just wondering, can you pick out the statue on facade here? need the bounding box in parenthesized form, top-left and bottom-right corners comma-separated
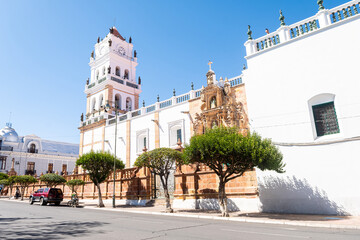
(134, 50, 137, 58)
(108, 39, 112, 47)
(97, 37, 100, 43)
(279, 10, 286, 26)
(138, 76, 141, 85)
(81, 113, 84, 122)
(86, 78, 89, 85)
(129, 36, 132, 43)
(91, 51, 94, 58)
(108, 66, 111, 74)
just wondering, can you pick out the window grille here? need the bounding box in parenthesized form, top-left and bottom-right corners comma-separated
(312, 102, 340, 137)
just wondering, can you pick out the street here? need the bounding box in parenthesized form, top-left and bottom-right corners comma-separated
(1, 200, 360, 240)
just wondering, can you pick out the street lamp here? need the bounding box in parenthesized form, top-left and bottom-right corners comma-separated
(105, 101, 118, 208)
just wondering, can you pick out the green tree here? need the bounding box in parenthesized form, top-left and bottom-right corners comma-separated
(66, 179, 85, 195)
(0, 172, 9, 180)
(0, 176, 16, 198)
(14, 175, 37, 201)
(183, 127, 285, 217)
(135, 148, 184, 213)
(39, 173, 66, 188)
(76, 151, 125, 207)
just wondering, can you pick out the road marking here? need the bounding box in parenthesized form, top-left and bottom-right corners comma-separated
(221, 229, 310, 239)
(130, 218, 164, 224)
(281, 227, 297, 231)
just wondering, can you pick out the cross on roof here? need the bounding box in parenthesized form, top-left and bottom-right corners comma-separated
(208, 60, 213, 70)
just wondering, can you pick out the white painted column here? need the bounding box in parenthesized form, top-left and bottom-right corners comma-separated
(316, 10, 331, 28)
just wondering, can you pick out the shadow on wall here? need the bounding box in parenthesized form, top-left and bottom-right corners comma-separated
(196, 188, 240, 212)
(258, 176, 349, 216)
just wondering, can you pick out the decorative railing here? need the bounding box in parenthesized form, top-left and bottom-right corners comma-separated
(98, 77, 106, 84)
(289, 16, 320, 39)
(246, 1, 360, 56)
(0, 146, 13, 151)
(330, 1, 359, 23)
(146, 105, 156, 113)
(176, 94, 190, 103)
(111, 76, 124, 84)
(195, 90, 201, 98)
(87, 82, 95, 89)
(255, 32, 281, 52)
(229, 76, 242, 87)
(119, 115, 127, 121)
(131, 110, 141, 117)
(160, 99, 172, 109)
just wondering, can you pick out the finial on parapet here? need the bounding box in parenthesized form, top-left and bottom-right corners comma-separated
(191, 82, 194, 90)
(317, 0, 325, 10)
(91, 51, 94, 58)
(208, 60, 213, 71)
(173, 89, 176, 96)
(142, 100, 145, 107)
(247, 25, 253, 40)
(279, 10, 286, 26)
(97, 37, 100, 43)
(243, 64, 247, 70)
(129, 36, 132, 43)
(157, 95, 160, 102)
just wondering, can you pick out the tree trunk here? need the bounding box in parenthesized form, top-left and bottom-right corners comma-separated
(9, 186, 13, 199)
(160, 175, 173, 213)
(96, 183, 105, 207)
(218, 179, 229, 217)
(20, 186, 25, 201)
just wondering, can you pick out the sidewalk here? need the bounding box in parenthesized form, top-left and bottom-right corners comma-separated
(2, 197, 360, 230)
(78, 199, 360, 230)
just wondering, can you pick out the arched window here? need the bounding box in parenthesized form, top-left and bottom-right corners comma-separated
(124, 69, 129, 80)
(136, 129, 149, 153)
(210, 96, 217, 109)
(96, 70, 99, 80)
(115, 94, 121, 109)
(99, 94, 104, 109)
(168, 120, 184, 147)
(126, 97, 132, 111)
(29, 143, 36, 153)
(102, 67, 106, 76)
(92, 98, 96, 112)
(115, 67, 120, 77)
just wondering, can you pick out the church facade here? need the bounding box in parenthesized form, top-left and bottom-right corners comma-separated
(78, 27, 258, 211)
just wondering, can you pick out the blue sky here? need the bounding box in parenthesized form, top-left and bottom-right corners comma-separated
(0, 0, 344, 144)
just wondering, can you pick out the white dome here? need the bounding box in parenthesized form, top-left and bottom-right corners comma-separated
(0, 126, 19, 142)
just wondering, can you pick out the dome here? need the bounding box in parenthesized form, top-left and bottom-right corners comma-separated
(0, 125, 19, 142)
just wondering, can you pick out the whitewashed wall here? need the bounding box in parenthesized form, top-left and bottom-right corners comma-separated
(244, 13, 360, 215)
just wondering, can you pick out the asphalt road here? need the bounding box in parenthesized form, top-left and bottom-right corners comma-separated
(1, 200, 360, 240)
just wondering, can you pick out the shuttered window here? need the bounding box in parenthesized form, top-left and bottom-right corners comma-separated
(312, 102, 340, 137)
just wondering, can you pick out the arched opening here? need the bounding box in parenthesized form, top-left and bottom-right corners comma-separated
(92, 98, 97, 112)
(99, 95, 104, 109)
(115, 67, 120, 76)
(210, 96, 217, 109)
(29, 143, 36, 153)
(103, 67, 106, 76)
(126, 97, 132, 111)
(124, 69, 129, 80)
(96, 70, 99, 80)
(115, 94, 121, 109)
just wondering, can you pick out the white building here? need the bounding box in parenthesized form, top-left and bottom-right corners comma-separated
(243, 0, 360, 215)
(0, 123, 79, 176)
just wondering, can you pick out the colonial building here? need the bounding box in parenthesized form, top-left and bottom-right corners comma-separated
(243, 0, 360, 215)
(0, 123, 78, 176)
(78, 27, 258, 211)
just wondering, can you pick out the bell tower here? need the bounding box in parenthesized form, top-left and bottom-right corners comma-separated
(85, 26, 142, 118)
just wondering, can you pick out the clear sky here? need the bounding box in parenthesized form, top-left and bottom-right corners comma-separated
(0, 0, 344, 144)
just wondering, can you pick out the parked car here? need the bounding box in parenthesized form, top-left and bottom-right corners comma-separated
(29, 188, 63, 206)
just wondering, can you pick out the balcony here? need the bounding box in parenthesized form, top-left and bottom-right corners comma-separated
(27, 149, 38, 153)
(25, 170, 36, 175)
(0, 146, 13, 151)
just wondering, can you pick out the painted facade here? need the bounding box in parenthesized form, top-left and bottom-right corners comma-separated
(0, 123, 78, 176)
(243, 0, 360, 215)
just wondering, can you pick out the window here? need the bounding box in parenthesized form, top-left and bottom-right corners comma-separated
(312, 102, 340, 137)
(0, 156, 6, 170)
(96, 70, 99, 80)
(126, 97, 132, 111)
(92, 98, 97, 111)
(102, 67, 106, 76)
(115, 67, 120, 76)
(48, 163, 53, 173)
(28, 143, 37, 153)
(99, 95, 104, 109)
(136, 129, 149, 153)
(168, 120, 184, 146)
(62, 164, 67, 175)
(124, 69, 129, 80)
(115, 94, 121, 109)
(26, 162, 35, 175)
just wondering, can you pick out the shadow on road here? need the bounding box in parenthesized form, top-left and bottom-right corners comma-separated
(0, 217, 108, 240)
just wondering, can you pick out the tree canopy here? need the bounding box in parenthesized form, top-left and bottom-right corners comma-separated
(39, 173, 66, 188)
(14, 175, 37, 200)
(135, 148, 184, 212)
(66, 179, 85, 194)
(183, 127, 284, 216)
(0, 173, 9, 180)
(76, 151, 125, 207)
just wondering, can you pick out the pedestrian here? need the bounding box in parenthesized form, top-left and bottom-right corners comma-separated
(15, 187, 20, 199)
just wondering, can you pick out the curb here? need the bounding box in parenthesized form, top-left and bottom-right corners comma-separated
(2, 199, 359, 230)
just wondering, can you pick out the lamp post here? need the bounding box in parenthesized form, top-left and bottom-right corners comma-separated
(105, 102, 118, 208)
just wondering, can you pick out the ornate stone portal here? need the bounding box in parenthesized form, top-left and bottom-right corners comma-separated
(193, 64, 249, 136)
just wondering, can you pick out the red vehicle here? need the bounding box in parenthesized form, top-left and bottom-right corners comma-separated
(29, 188, 63, 206)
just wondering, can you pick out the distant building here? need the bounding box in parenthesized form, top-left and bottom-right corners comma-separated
(0, 123, 79, 176)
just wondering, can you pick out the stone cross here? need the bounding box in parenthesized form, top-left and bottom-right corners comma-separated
(208, 60, 213, 70)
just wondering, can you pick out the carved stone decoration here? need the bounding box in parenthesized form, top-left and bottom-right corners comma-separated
(193, 72, 249, 136)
